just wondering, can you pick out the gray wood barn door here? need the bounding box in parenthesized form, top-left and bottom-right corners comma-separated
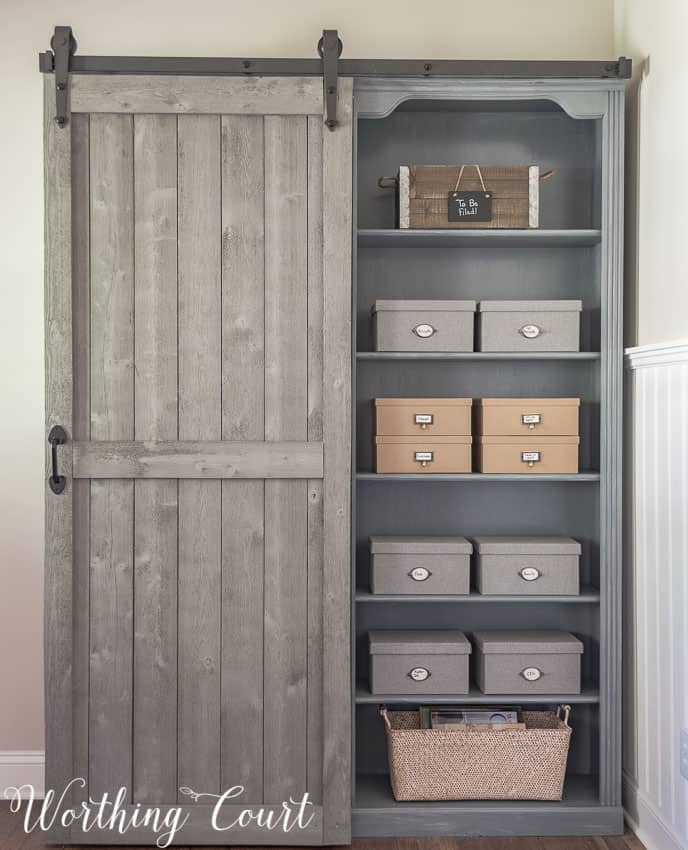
(44, 75, 352, 845)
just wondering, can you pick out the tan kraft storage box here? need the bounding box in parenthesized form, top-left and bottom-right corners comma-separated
(376, 435, 472, 473)
(476, 397, 580, 437)
(476, 435, 580, 474)
(376, 397, 472, 437)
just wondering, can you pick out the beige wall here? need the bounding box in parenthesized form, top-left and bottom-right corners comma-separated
(0, 0, 614, 751)
(615, 0, 688, 347)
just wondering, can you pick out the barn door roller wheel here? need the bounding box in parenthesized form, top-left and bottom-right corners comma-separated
(49, 26, 77, 127)
(318, 30, 343, 130)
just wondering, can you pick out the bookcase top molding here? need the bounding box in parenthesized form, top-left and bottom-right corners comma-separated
(355, 78, 623, 120)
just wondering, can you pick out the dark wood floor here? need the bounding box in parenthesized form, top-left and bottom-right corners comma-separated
(0, 804, 645, 850)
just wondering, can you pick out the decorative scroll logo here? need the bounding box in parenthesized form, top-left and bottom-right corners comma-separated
(3, 781, 316, 849)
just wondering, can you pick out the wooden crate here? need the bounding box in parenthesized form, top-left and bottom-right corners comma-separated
(395, 164, 540, 229)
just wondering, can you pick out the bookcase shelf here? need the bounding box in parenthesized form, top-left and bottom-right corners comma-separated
(355, 682, 600, 705)
(356, 471, 601, 482)
(355, 587, 600, 604)
(357, 351, 601, 361)
(358, 228, 602, 247)
(352, 773, 622, 837)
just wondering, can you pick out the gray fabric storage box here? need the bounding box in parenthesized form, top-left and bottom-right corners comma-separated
(477, 300, 582, 352)
(473, 630, 583, 695)
(474, 536, 581, 596)
(373, 300, 476, 352)
(369, 630, 471, 695)
(370, 536, 472, 595)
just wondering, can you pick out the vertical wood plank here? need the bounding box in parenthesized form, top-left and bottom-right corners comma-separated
(322, 79, 353, 843)
(263, 115, 309, 803)
(132, 114, 178, 804)
(43, 78, 73, 841)
(220, 115, 265, 801)
(89, 112, 135, 801)
(178, 114, 222, 799)
(71, 111, 90, 804)
(306, 114, 324, 804)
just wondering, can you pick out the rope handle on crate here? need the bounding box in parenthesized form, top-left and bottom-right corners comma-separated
(557, 704, 572, 727)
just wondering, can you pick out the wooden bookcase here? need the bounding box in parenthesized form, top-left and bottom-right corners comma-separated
(350, 78, 624, 836)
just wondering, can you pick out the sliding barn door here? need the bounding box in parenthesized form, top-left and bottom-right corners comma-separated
(44, 74, 351, 845)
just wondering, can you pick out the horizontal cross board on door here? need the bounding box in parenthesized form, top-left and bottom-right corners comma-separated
(72, 441, 324, 478)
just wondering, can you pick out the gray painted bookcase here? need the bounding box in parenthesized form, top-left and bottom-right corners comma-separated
(350, 77, 624, 836)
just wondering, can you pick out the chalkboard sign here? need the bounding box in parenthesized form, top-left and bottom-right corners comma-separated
(448, 190, 492, 222)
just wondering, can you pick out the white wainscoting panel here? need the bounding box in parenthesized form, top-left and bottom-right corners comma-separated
(624, 340, 688, 850)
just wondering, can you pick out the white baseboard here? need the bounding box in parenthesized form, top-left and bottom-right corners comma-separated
(0, 751, 45, 799)
(624, 773, 687, 850)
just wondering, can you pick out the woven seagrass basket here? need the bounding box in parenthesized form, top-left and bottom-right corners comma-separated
(381, 705, 572, 801)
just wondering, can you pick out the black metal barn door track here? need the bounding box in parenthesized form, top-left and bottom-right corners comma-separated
(39, 25, 631, 132)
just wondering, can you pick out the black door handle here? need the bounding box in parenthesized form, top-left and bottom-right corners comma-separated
(48, 425, 67, 494)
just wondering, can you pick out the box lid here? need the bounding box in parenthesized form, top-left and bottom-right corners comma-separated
(373, 299, 476, 314)
(369, 630, 472, 656)
(477, 300, 582, 313)
(370, 535, 473, 555)
(476, 397, 580, 408)
(376, 435, 473, 445)
(376, 397, 473, 408)
(473, 535, 581, 555)
(472, 630, 584, 655)
(478, 435, 579, 445)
